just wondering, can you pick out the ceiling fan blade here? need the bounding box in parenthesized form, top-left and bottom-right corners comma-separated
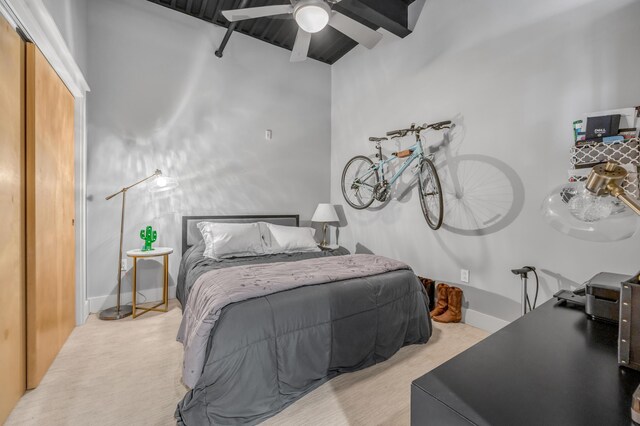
(328, 12, 383, 49)
(290, 28, 311, 62)
(221, 5, 294, 22)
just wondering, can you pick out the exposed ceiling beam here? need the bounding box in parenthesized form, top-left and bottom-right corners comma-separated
(335, 0, 412, 38)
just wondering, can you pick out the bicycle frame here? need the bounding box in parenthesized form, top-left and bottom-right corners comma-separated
(358, 138, 426, 188)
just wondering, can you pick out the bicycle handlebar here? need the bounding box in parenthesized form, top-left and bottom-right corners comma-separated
(386, 120, 452, 137)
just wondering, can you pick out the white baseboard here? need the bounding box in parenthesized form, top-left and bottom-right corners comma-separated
(82, 299, 90, 323)
(462, 308, 510, 333)
(88, 286, 177, 314)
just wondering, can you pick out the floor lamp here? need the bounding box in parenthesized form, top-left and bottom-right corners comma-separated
(99, 169, 178, 320)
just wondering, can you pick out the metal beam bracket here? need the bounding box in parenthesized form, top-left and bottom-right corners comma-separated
(215, 0, 250, 58)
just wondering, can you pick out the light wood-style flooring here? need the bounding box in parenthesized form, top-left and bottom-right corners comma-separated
(7, 300, 488, 425)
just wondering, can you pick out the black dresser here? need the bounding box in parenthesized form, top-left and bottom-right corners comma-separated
(411, 300, 640, 425)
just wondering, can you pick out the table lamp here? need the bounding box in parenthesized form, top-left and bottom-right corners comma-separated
(99, 169, 178, 320)
(312, 203, 339, 248)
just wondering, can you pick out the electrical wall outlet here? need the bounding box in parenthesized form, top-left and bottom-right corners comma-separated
(121, 259, 127, 271)
(460, 269, 470, 283)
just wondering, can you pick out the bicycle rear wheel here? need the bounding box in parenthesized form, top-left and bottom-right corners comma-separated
(418, 158, 444, 230)
(341, 155, 379, 210)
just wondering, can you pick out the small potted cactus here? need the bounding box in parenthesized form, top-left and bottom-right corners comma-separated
(140, 226, 157, 251)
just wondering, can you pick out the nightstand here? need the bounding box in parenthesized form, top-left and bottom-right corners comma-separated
(126, 247, 173, 319)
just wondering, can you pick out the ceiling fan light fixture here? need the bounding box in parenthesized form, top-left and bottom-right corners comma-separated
(294, 1, 331, 33)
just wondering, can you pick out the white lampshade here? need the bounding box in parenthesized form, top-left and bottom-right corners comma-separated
(148, 170, 179, 193)
(312, 203, 339, 223)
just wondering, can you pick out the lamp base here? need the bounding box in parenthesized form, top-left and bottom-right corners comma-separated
(99, 305, 133, 321)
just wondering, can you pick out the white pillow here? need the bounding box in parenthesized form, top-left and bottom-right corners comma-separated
(265, 223, 320, 254)
(197, 222, 265, 260)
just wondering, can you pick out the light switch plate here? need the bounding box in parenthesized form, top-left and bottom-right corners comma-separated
(461, 269, 469, 283)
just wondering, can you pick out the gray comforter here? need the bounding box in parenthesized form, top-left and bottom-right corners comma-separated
(178, 254, 413, 389)
(175, 244, 432, 425)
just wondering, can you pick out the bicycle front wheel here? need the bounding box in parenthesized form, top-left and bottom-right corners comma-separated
(418, 158, 444, 230)
(341, 155, 379, 210)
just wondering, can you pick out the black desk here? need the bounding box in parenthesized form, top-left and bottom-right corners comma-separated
(411, 300, 640, 425)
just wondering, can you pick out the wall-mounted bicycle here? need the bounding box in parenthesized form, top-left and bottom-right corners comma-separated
(341, 120, 451, 230)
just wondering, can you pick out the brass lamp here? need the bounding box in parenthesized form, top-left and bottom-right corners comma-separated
(584, 162, 640, 215)
(99, 169, 178, 320)
(542, 161, 640, 242)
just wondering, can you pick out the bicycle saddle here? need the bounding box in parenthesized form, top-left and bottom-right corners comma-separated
(369, 137, 388, 142)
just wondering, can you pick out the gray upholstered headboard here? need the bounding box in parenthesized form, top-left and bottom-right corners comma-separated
(181, 215, 300, 255)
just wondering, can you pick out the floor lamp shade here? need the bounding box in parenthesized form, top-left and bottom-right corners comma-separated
(541, 162, 640, 242)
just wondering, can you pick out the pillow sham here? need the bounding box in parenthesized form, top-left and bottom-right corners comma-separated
(197, 222, 265, 260)
(265, 223, 320, 254)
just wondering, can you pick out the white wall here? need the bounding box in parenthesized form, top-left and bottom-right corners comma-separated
(85, 0, 331, 310)
(331, 0, 640, 327)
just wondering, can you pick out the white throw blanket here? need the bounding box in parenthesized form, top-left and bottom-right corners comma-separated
(177, 254, 410, 388)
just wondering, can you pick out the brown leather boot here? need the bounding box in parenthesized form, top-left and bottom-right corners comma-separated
(418, 277, 435, 311)
(430, 283, 449, 317)
(433, 286, 463, 323)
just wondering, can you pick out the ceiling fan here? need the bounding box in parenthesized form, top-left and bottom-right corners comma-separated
(221, 0, 384, 62)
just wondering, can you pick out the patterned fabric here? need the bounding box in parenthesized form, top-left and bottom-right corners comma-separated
(177, 254, 410, 388)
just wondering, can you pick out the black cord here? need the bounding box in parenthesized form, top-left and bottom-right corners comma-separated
(531, 268, 539, 309)
(523, 266, 540, 311)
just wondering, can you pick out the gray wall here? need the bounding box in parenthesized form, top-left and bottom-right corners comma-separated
(85, 0, 331, 309)
(331, 0, 640, 326)
(41, 0, 88, 76)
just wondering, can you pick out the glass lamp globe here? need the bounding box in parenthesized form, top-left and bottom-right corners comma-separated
(294, 3, 330, 33)
(149, 172, 179, 193)
(542, 181, 639, 242)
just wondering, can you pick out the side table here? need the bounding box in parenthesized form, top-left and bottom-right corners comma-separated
(126, 247, 173, 319)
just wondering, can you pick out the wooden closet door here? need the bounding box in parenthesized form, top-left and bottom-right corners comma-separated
(0, 15, 26, 424)
(26, 42, 75, 389)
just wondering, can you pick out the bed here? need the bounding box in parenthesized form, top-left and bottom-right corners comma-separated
(175, 215, 432, 425)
